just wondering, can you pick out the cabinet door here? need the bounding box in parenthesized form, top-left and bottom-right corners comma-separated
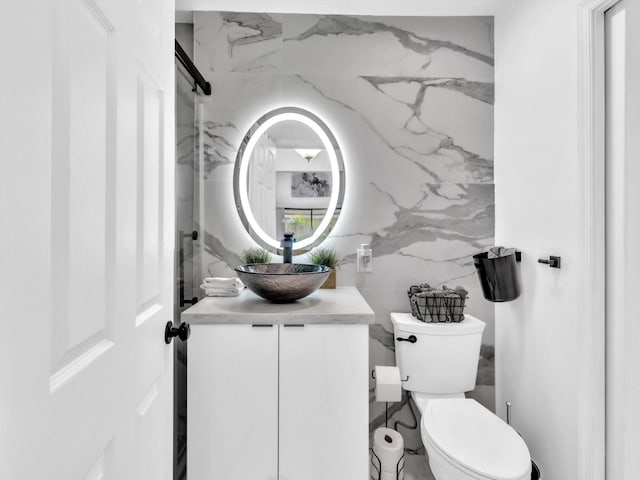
(188, 324, 278, 480)
(279, 324, 369, 480)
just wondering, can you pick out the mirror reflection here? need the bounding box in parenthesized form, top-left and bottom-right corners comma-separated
(234, 108, 344, 252)
(247, 120, 338, 243)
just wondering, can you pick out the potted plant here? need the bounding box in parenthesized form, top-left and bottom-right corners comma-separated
(241, 247, 272, 264)
(308, 247, 340, 289)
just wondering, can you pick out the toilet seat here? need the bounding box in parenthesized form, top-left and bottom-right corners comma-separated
(421, 399, 531, 480)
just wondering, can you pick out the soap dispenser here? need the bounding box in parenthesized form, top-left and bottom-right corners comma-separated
(357, 244, 372, 272)
(281, 233, 295, 264)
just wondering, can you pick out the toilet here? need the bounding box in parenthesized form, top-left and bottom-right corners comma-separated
(391, 312, 531, 480)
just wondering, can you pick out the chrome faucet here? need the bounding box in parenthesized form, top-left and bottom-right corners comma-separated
(281, 233, 295, 263)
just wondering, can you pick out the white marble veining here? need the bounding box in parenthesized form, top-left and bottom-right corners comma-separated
(197, 73, 282, 179)
(282, 73, 493, 183)
(182, 286, 375, 325)
(282, 15, 493, 79)
(191, 15, 495, 479)
(195, 12, 283, 74)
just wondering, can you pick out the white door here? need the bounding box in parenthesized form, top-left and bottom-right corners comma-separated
(248, 134, 277, 238)
(0, 0, 175, 479)
(605, 1, 640, 479)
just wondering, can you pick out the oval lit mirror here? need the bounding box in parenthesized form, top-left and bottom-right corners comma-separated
(233, 107, 345, 253)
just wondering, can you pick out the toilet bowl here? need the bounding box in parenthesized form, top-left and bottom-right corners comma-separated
(419, 398, 531, 480)
(391, 312, 531, 480)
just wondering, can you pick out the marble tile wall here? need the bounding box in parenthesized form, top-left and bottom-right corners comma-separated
(191, 13, 494, 472)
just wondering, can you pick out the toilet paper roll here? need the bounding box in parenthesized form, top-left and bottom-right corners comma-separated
(374, 366, 402, 403)
(373, 427, 404, 478)
(380, 471, 399, 480)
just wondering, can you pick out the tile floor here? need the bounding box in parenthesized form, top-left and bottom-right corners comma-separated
(403, 450, 434, 480)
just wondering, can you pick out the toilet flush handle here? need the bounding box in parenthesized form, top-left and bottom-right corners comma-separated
(396, 335, 417, 343)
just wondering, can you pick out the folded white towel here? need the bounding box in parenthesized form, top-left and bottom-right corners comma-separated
(201, 287, 243, 297)
(200, 282, 244, 296)
(200, 284, 242, 293)
(203, 277, 244, 288)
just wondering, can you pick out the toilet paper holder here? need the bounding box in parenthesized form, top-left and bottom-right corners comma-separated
(372, 367, 407, 429)
(370, 447, 405, 480)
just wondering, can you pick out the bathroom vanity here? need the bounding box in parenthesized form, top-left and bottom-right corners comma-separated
(182, 286, 374, 480)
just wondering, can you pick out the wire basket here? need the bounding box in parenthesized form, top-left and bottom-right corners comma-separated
(407, 284, 468, 323)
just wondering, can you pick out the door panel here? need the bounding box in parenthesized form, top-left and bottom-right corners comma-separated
(0, 0, 175, 478)
(188, 324, 279, 480)
(49, 0, 115, 393)
(135, 375, 171, 480)
(136, 64, 164, 318)
(279, 324, 369, 480)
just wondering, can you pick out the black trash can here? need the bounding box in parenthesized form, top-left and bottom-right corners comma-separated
(473, 250, 520, 302)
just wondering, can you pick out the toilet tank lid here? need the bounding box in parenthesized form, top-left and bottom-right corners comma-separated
(422, 399, 531, 480)
(390, 312, 485, 335)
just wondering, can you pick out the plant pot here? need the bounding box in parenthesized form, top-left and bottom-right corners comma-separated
(320, 269, 336, 289)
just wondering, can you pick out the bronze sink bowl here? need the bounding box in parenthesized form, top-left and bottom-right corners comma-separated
(235, 263, 331, 303)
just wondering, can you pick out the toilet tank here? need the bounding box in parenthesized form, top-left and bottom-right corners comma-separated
(391, 312, 485, 395)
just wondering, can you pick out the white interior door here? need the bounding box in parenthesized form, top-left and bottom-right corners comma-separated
(605, 1, 640, 479)
(0, 1, 175, 479)
(248, 134, 277, 238)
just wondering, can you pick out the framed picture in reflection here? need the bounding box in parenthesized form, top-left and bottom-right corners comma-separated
(291, 171, 332, 198)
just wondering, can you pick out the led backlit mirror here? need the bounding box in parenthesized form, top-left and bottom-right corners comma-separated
(233, 107, 345, 253)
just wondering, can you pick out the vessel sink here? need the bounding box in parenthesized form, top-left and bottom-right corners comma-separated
(235, 263, 331, 303)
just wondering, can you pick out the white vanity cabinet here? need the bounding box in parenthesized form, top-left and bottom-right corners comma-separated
(188, 323, 368, 480)
(183, 287, 374, 480)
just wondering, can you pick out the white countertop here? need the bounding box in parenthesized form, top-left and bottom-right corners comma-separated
(181, 286, 375, 325)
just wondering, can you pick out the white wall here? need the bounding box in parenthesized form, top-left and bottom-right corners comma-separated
(176, 23, 194, 57)
(177, 0, 502, 16)
(274, 149, 331, 171)
(494, 1, 584, 478)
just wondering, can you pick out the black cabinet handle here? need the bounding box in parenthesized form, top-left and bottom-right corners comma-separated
(396, 335, 417, 344)
(165, 321, 191, 344)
